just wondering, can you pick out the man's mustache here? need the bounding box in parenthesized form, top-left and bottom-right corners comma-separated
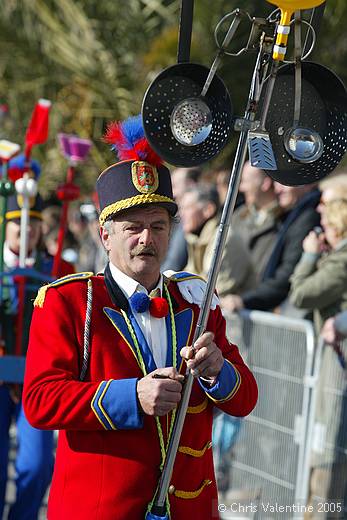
(131, 245, 157, 257)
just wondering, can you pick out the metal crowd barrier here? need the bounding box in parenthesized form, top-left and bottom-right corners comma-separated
(218, 310, 316, 519)
(302, 336, 347, 519)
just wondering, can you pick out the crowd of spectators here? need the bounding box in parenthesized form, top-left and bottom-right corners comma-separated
(41, 199, 107, 274)
(160, 163, 346, 325)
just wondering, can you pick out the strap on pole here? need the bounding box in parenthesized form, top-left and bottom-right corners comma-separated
(302, 2, 326, 58)
(177, 0, 194, 63)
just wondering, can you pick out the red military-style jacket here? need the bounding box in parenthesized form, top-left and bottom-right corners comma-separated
(23, 272, 258, 520)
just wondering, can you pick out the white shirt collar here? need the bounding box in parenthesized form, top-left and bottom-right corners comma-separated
(4, 243, 19, 269)
(3, 243, 36, 269)
(109, 261, 163, 299)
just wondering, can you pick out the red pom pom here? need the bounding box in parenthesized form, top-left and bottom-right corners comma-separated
(149, 297, 169, 318)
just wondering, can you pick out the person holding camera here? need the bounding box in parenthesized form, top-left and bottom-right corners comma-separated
(289, 197, 347, 517)
(289, 198, 347, 330)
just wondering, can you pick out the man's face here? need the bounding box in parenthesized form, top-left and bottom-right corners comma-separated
(6, 219, 42, 254)
(317, 188, 337, 228)
(171, 168, 189, 200)
(179, 191, 206, 234)
(239, 163, 264, 206)
(274, 183, 304, 211)
(101, 205, 171, 288)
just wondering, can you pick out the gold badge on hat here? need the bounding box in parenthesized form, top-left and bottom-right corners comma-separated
(131, 161, 159, 194)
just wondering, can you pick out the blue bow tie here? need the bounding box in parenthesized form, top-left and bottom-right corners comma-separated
(129, 289, 168, 318)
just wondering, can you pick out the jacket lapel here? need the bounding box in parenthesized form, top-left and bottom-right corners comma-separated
(173, 308, 194, 372)
(103, 307, 149, 373)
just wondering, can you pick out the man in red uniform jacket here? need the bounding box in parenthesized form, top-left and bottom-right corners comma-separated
(23, 115, 258, 520)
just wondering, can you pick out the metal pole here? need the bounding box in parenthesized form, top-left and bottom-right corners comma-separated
(18, 174, 30, 268)
(150, 44, 262, 516)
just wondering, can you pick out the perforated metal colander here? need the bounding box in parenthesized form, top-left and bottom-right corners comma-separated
(142, 63, 233, 167)
(170, 97, 213, 146)
(262, 62, 347, 186)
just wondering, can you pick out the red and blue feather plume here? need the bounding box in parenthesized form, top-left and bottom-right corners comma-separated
(104, 114, 163, 167)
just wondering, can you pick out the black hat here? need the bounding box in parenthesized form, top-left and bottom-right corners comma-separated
(6, 192, 43, 222)
(97, 114, 177, 226)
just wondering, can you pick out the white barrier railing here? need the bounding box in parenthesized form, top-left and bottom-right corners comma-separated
(219, 310, 316, 519)
(302, 335, 347, 519)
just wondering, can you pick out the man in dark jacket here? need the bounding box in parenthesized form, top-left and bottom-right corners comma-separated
(231, 161, 282, 282)
(221, 183, 321, 312)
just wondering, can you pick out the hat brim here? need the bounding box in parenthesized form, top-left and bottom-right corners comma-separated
(99, 194, 177, 225)
(6, 210, 42, 221)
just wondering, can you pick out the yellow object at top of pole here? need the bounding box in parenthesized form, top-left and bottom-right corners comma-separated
(267, 0, 325, 60)
(268, 0, 325, 25)
(267, 0, 325, 11)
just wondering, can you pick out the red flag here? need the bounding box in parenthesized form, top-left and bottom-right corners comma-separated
(25, 99, 51, 158)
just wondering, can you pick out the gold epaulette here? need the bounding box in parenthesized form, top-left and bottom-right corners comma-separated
(34, 272, 94, 308)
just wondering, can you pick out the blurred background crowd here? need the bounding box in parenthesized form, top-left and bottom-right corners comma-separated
(1, 0, 347, 518)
